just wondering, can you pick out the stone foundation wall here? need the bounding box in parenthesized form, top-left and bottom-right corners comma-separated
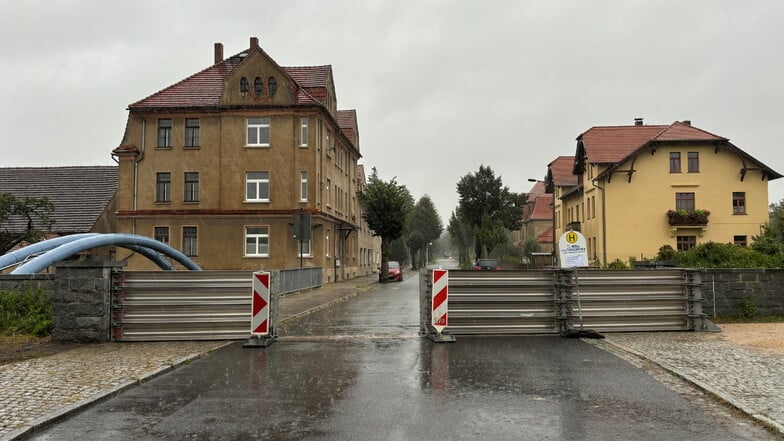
(702, 269, 784, 317)
(51, 261, 123, 342)
(0, 274, 54, 294)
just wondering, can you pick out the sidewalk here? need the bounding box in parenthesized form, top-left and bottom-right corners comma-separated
(595, 332, 784, 437)
(0, 273, 378, 440)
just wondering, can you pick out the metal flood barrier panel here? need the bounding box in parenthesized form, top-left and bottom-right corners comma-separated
(421, 269, 701, 336)
(565, 269, 689, 332)
(112, 271, 255, 341)
(422, 270, 560, 335)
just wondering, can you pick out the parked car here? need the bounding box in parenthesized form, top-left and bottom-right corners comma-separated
(474, 259, 502, 270)
(388, 261, 403, 281)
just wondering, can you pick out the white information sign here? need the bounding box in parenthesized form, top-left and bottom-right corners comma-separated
(558, 230, 589, 268)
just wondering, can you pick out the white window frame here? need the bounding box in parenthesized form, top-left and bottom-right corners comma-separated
(325, 178, 331, 207)
(300, 171, 308, 202)
(300, 117, 309, 147)
(154, 226, 169, 245)
(156, 172, 171, 203)
(297, 240, 312, 257)
(245, 226, 269, 257)
(246, 117, 270, 147)
(245, 171, 270, 202)
(185, 118, 200, 148)
(184, 172, 199, 203)
(157, 118, 172, 148)
(182, 226, 198, 257)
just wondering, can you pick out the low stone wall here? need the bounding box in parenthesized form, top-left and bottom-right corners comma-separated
(0, 274, 55, 294)
(702, 269, 784, 317)
(52, 261, 123, 342)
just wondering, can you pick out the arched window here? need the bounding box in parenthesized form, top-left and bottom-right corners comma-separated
(268, 77, 277, 97)
(254, 77, 263, 96)
(240, 77, 249, 95)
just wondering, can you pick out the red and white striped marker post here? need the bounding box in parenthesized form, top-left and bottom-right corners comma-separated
(245, 271, 276, 347)
(432, 269, 449, 333)
(251, 272, 270, 335)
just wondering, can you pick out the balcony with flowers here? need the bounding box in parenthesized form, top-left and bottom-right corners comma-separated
(667, 209, 710, 236)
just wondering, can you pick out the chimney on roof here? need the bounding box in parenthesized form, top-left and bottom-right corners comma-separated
(214, 43, 223, 64)
(682, 120, 691, 126)
(250, 37, 259, 49)
(634, 117, 644, 126)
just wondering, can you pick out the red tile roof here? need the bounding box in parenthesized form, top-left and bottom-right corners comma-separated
(548, 156, 577, 187)
(130, 52, 329, 109)
(130, 57, 244, 109)
(530, 194, 554, 220)
(578, 121, 727, 164)
(337, 110, 358, 144)
(526, 181, 546, 198)
(538, 226, 553, 243)
(584, 121, 782, 181)
(284, 65, 332, 88)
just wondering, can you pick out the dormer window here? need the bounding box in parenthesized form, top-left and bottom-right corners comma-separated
(254, 77, 263, 96)
(268, 77, 277, 97)
(240, 77, 249, 96)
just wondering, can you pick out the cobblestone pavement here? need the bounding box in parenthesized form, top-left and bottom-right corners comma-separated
(594, 332, 784, 436)
(0, 341, 229, 440)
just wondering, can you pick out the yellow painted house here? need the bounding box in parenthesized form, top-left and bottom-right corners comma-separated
(549, 119, 782, 265)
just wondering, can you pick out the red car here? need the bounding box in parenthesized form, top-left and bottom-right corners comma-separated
(387, 261, 403, 281)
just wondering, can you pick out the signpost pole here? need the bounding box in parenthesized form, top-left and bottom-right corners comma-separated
(558, 230, 603, 339)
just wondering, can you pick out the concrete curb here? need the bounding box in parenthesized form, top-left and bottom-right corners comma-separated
(3, 341, 234, 441)
(601, 340, 784, 437)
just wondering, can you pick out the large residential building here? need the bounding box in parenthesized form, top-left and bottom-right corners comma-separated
(112, 37, 379, 282)
(547, 119, 781, 265)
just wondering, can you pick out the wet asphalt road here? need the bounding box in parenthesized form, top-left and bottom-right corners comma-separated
(27, 264, 775, 440)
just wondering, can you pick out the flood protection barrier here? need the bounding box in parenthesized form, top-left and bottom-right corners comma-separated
(420, 268, 715, 337)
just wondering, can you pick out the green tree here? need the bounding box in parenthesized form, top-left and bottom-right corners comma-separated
(522, 237, 541, 263)
(447, 210, 474, 268)
(0, 193, 55, 255)
(406, 195, 443, 269)
(456, 165, 526, 258)
(357, 168, 412, 282)
(389, 237, 409, 264)
(752, 200, 784, 262)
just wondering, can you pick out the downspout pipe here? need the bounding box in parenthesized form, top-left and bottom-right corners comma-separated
(132, 118, 146, 235)
(592, 178, 607, 266)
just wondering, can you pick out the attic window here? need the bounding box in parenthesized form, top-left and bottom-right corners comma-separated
(268, 77, 277, 97)
(240, 77, 249, 96)
(254, 77, 263, 96)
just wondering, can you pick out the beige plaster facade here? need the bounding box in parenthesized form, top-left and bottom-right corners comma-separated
(112, 38, 380, 282)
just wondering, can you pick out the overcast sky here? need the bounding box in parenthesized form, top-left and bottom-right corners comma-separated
(2, 1, 783, 222)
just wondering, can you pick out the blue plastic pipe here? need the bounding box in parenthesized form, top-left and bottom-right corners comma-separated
(11, 234, 200, 274)
(0, 233, 98, 270)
